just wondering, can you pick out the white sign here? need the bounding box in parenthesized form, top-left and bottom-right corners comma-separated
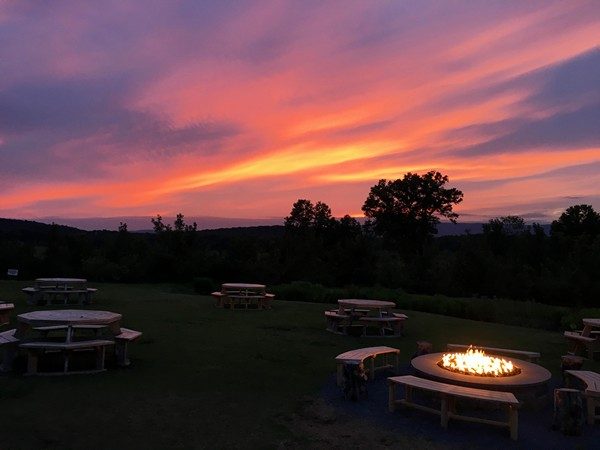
(7, 269, 18, 276)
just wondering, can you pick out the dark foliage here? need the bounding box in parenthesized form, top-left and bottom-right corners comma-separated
(1, 204, 598, 309)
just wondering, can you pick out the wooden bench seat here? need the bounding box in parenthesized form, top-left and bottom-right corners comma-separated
(564, 331, 600, 359)
(0, 302, 14, 325)
(20, 340, 114, 375)
(325, 310, 351, 334)
(115, 327, 142, 366)
(565, 370, 600, 425)
(335, 346, 399, 386)
(212, 291, 273, 310)
(359, 316, 404, 337)
(446, 344, 541, 362)
(388, 375, 519, 440)
(21, 287, 97, 305)
(261, 293, 275, 309)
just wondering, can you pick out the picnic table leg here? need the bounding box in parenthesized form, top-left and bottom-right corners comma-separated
(26, 350, 38, 375)
(336, 363, 344, 387)
(63, 350, 70, 373)
(587, 397, 597, 425)
(96, 346, 106, 371)
(388, 382, 396, 412)
(509, 405, 518, 440)
(440, 395, 449, 429)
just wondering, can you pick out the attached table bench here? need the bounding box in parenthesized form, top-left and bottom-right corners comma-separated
(20, 339, 114, 375)
(388, 375, 520, 441)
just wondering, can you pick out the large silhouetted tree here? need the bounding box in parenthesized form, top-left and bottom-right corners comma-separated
(362, 171, 463, 251)
(551, 204, 600, 236)
(284, 199, 315, 230)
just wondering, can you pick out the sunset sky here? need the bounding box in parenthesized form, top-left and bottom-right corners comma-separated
(1, 1, 599, 228)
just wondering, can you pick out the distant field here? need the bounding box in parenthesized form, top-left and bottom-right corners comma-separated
(0, 281, 597, 449)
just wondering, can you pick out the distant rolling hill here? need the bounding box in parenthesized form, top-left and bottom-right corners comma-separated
(0, 217, 550, 236)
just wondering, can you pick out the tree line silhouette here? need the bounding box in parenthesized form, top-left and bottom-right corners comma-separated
(1, 172, 598, 307)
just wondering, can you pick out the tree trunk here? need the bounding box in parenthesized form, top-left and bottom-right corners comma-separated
(552, 388, 584, 436)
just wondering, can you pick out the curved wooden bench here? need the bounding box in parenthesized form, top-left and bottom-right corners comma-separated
(565, 370, 600, 425)
(388, 375, 519, 440)
(335, 346, 399, 386)
(20, 340, 114, 375)
(446, 344, 540, 363)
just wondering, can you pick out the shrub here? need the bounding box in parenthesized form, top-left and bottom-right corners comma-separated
(193, 277, 216, 295)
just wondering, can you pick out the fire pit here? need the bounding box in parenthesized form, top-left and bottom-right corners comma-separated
(438, 347, 521, 377)
(412, 350, 551, 402)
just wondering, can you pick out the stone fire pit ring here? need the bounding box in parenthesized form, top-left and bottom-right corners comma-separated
(411, 352, 551, 401)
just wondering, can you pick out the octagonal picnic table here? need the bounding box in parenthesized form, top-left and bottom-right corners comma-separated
(214, 283, 273, 309)
(335, 299, 405, 337)
(17, 309, 122, 338)
(337, 299, 396, 317)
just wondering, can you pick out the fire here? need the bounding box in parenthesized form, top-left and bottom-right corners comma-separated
(438, 347, 521, 377)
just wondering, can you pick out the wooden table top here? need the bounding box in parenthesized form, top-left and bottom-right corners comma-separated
(18, 309, 121, 326)
(338, 299, 396, 309)
(583, 318, 600, 328)
(36, 278, 87, 283)
(222, 283, 266, 290)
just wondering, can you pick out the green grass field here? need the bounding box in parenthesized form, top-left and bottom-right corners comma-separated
(0, 281, 597, 449)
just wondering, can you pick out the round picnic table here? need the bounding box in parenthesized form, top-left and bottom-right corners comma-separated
(17, 309, 122, 337)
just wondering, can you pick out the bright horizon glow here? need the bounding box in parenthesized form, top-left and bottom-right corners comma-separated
(0, 1, 599, 227)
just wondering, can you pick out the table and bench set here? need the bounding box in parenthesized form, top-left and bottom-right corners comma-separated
(22, 278, 97, 306)
(0, 309, 142, 375)
(212, 283, 275, 310)
(0, 277, 142, 376)
(325, 299, 408, 337)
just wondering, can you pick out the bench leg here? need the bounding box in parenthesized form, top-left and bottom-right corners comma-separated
(369, 357, 375, 381)
(1, 344, 17, 372)
(587, 398, 596, 425)
(116, 341, 130, 367)
(96, 346, 107, 370)
(388, 383, 396, 412)
(509, 406, 518, 440)
(26, 350, 39, 375)
(63, 351, 70, 373)
(336, 363, 344, 387)
(440, 395, 449, 429)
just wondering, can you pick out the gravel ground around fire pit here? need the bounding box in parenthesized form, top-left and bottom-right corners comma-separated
(320, 363, 600, 449)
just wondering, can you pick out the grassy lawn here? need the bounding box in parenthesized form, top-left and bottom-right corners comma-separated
(0, 281, 597, 449)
